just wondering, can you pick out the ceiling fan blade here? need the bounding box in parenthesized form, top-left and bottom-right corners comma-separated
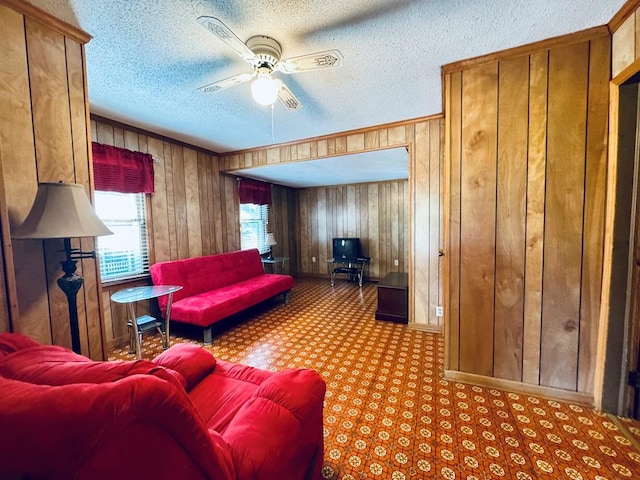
(197, 16, 258, 65)
(198, 72, 254, 93)
(278, 81, 302, 111)
(277, 50, 343, 74)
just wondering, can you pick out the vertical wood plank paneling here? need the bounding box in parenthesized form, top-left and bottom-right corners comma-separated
(429, 120, 442, 326)
(493, 55, 529, 381)
(223, 175, 239, 251)
(171, 145, 189, 259)
(66, 38, 103, 359)
(578, 36, 609, 393)
(163, 142, 177, 259)
(540, 42, 589, 391)
(522, 51, 548, 386)
(412, 123, 430, 324)
(310, 188, 318, 274)
(458, 63, 498, 376)
(297, 180, 408, 280)
(210, 154, 224, 254)
(220, 117, 443, 329)
(0, 142, 13, 333)
(447, 70, 462, 370)
(0, 5, 106, 356)
(318, 188, 327, 273)
(445, 34, 608, 397)
(90, 117, 235, 346)
(390, 182, 399, 268)
(101, 290, 113, 346)
(27, 19, 74, 183)
(197, 153, 211, 255)
(368, 184, 380, 279)
(148, 137, 170, 262)
(613, 14, 636, 77)
(0, 5, 47, 342)
(27, 18, 76, 349)
(183, 148, 202, 258)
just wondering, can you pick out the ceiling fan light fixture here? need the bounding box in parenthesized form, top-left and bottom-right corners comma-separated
(251, 72, 280, 106)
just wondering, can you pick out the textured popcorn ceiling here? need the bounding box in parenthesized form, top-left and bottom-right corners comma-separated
(27, 0, 623, 185)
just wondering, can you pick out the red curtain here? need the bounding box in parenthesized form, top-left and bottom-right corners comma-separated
(238, 178, 271, 205)
(92, 142, 154, 194)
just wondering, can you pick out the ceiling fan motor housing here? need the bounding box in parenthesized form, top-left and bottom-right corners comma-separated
(246, 35, 282, 69)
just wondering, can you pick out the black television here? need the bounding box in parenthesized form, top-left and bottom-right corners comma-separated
(332, 238, 361, 260)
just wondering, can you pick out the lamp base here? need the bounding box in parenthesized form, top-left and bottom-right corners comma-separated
(268, 248, 273, 260)
(57, 247, 84, 354)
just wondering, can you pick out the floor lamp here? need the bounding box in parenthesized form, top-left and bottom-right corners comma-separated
(12, 182, 112, 354)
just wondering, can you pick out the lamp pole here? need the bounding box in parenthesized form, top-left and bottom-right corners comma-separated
(56, 238, 84, 353)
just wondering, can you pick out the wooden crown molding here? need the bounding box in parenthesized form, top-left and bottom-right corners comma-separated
(0, 0, 91, 44)
(609, 0, 640, 34)
(90, 114, 221, 157)
(223, 113, 443, 157)
(442, 25, 609, 73)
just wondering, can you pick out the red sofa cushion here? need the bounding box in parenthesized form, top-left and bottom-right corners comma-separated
(0, 332, 325, 480)
(0, 338, 186, 392)
(170, 274, 294, 327)
(0, 374, 236, 479)
(188, 359, 326, 480)
(153, 342, 216, 390)
(150, 249, 267, 309)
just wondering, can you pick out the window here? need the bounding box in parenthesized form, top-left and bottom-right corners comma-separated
(240, 203, 269, 254)
(94, 191, 150, 282)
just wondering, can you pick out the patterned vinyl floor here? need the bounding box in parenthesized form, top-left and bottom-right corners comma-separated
(109, 277, 640, 479)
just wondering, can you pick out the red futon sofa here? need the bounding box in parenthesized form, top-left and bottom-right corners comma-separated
(151, 249, 294, 344)
(0, 332, 325, 480)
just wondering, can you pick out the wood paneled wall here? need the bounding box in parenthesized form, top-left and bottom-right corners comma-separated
(297, 180, 408, 280)
(0, 2, 105, 358)
(220, 117, 444, 330)
(92, 118, 238, 348)
(92, 117, 298, 348)
(444, 32, 610, 399)
(612, 0, 640, 77)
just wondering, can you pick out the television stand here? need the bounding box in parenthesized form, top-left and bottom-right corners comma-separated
(328, 257, 370, 287)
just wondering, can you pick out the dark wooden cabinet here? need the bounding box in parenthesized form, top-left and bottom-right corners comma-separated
(375, 272, 408, 324)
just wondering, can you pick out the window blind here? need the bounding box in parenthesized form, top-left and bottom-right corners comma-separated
(94, 191, 150, 281)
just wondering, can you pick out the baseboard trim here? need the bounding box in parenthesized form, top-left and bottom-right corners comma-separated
(444, 370, 594, 407)
(607, 414, 640, 453)
(408, 323, 442, 334)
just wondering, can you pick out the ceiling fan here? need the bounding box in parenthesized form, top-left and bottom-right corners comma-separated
(197, 16, 343, 110)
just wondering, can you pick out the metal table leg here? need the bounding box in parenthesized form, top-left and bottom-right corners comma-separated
(127, 301, 141, 359)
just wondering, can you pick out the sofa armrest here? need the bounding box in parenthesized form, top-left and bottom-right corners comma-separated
(0, 375, 235, 480)
(153, 343, 217, 391)
(223, 369, 326, 480)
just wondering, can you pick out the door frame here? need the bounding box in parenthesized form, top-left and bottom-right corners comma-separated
(596, 56, 640, 414)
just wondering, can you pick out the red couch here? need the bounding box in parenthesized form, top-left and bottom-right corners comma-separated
(150, 249, 294, 344)
(0, 333, 325, 480)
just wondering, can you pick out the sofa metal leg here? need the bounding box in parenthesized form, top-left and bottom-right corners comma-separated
(203, 327, 213, 345)
(284, 290, 290, 304)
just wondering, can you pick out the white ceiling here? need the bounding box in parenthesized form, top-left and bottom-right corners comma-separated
(28, 0, 624, 187)
(230, 147, 409, 188)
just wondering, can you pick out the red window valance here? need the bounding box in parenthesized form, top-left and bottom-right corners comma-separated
(92, 142, 154, 194)
(238, 178, 271, 205)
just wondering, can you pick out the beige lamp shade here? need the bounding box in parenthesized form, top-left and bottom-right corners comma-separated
(12, 182, 112, 239)
(265, 233, 277, 246)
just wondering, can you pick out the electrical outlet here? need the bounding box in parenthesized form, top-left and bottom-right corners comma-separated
(394, 259, 399, 266)
(312, 256, 316, 263)
(436, 306, 443, 317)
